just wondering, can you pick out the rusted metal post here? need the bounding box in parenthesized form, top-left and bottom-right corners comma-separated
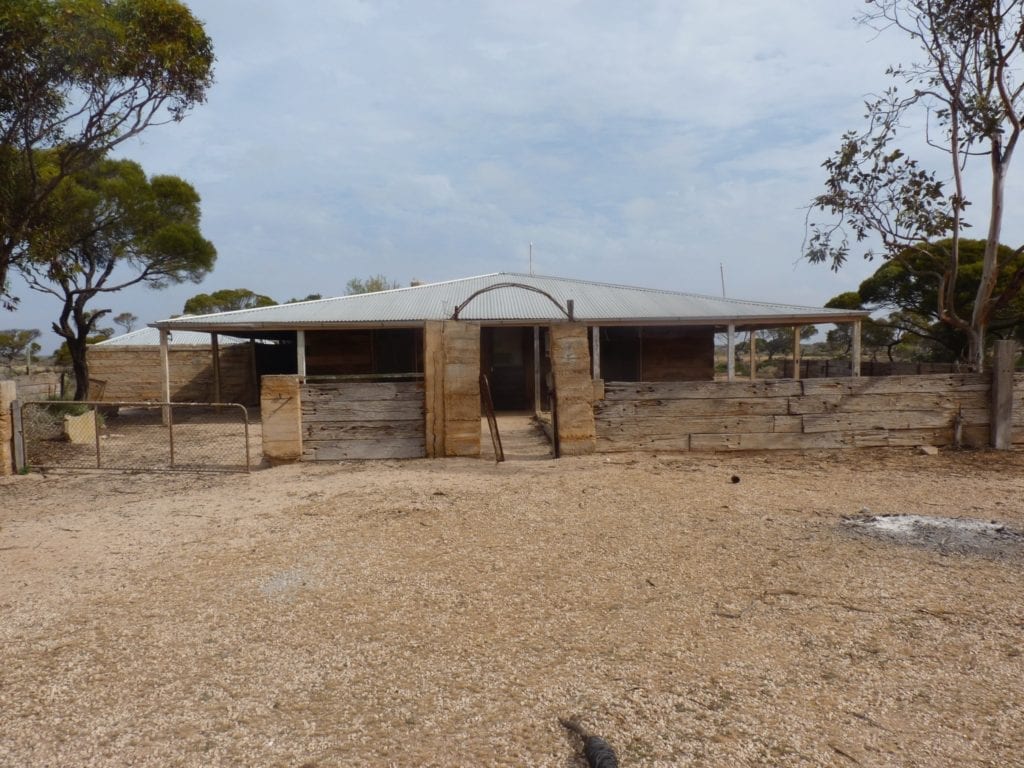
(241, 405, 251, 472)
(533, 326, 541, 414)
(93, 407, 101, 468)
(211, 333, 222, 406)
(168, 403, 176, 468)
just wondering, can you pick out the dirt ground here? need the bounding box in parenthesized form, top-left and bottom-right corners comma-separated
(1, 441, 1023, 767)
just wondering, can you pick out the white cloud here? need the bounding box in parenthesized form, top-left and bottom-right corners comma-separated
(11, 0, 1009, 350)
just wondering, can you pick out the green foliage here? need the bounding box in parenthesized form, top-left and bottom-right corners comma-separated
(113, 312, 138, 333)
(346, 275, 399, 294)
(0, 0, 215, 308)
(44, 392, 90, 417)
(0, 327, 40, 364)
(20, 157, 214, 399)
(53, 327, 112, 367)
(829, 238, 1024, 362)
(756, 326, 817, 361)
(183, 288, 276, 315)
(805, 0, 1024, 370)
(285, 293, 323, 303)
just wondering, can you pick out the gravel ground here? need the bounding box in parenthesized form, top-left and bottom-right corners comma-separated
(1, 445, 1023, 767)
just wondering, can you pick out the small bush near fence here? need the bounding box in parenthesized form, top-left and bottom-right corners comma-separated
(20, 402, 254, 472)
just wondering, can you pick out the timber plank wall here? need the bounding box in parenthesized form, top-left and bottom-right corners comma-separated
(595, 374, 1017, 453)
(301, 380, 426, 460)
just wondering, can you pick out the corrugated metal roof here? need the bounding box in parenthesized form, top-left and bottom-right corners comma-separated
(152, 273, 868, 331)
(96, 328, 247, 347)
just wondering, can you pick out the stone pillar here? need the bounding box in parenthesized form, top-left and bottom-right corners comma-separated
(1, 380, 16, 475)
(991, 339, 1017, 450)
(424, 321, 481, 458)
(260, 375, 303, 464)
(550, 324, 595, 456)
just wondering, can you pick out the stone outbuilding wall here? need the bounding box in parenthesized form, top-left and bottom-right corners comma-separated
(89, 344, 256, 403)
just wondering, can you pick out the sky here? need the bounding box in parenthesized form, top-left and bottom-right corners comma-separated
(9, 0, 1024, 352)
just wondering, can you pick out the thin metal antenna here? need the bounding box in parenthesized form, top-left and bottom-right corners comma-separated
(720, 262, 726, 297)
(529, 242, 534, 275)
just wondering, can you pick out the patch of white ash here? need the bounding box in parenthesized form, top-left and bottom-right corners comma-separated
(864, 515, 1008, 535)
(841, 513, 1024, 560)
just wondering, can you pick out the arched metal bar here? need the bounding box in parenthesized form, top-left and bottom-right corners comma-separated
(451, 282, 574, 320)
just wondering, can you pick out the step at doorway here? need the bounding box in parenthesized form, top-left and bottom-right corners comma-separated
(480, 412, 553, 461)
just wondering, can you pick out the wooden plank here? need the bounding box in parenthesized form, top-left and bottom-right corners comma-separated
(688, 427, 965, 452)
(602, 379, 803, 400)
(991, 340, 1016, 449)
(787, 391, 988, 415)
(301, 401, 424, 421)
(301, 382, 424, 402)
(303, 438, 426, 461)
(802, 409, 974, 433)
(799, 374, 988, 396)
(689, 431, 851, 451)
(595, 397, 789, 418)
(596, 434, 691, 452)
(303, 420, 425, 441)
(772, 415, 804, 433)
(596, 414, 777, 436)
(846, 428, 954, 448)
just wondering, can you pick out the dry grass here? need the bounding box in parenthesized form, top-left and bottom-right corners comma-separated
(1, 447, 1023, 767)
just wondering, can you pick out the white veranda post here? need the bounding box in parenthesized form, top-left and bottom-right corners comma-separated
(727, 324, 736, 382)
(851, 320, 862, 377)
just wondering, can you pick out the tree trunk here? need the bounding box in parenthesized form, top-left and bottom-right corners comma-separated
(0, 238, 16, 309)
(967, 325, 985, 374)
(68, 335, 91, 401)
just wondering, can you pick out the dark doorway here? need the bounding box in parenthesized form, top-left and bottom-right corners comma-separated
(481, 327, 535, 411)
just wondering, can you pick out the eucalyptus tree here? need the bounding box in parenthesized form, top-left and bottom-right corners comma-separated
(806, 0, 1024, 371)
(183, 289, 277, 315)
(0, 0, 214, 308)
(20, 158, 216, 399)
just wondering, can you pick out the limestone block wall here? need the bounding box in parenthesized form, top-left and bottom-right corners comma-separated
(1, 380, 15, 475)
(260, 375, 303, 464)
(550, 324, 596, 456)
(595, 374, 997, 452)
(89, 344, 255, 403)
(424, 321, 481, 457)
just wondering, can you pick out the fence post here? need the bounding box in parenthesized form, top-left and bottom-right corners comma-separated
(990, 340, 1016, 450)
(0, 380, 15, 475)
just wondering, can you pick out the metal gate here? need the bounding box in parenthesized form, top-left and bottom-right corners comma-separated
(16, 401, 252, 473)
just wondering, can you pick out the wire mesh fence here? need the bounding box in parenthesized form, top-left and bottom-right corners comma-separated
(18, 401, 254, 472)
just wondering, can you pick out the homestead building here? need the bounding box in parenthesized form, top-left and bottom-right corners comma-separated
(147, 273, 881, 461)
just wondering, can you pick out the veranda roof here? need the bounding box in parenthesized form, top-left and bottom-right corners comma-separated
(151, 273, 867, 335)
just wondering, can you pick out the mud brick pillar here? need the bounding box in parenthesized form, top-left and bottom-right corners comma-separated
(991, 339, 1017, 450)
(424, 321, 481, 458)
(550, 324, 596, 456)
(261, 375, 303, 464)
(1, 380, 15, 475)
